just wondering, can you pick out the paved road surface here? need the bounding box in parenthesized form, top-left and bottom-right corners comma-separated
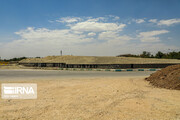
(0, 69, 154, 80)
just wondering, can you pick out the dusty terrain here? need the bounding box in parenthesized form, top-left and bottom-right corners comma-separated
(0, 64, 24, 69)
(20, 55, 180, 64)
(0, 76, 180, 120)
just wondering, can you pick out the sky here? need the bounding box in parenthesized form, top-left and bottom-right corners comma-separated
(0, 0, 180, 59)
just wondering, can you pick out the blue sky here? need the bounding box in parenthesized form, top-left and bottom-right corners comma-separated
(0, 0, 180, 58)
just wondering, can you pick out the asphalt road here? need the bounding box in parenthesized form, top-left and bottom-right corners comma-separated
(0, 69, 155, 80)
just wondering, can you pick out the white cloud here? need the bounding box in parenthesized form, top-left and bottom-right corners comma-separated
(108, 15, 120, 20)
(88, 32, 96, 36)
(0, 17, 128, 58)
(86, 17, 106, 22)
(0, 27, 95, 58)
(15, 27, 92, 44)
(134, 19, 145, 24)
(149, 19, 157, 23)
(1, 16, 179, 59)
(98, 31, 132, 45)
(158, 19, 180, 26)
(149, 18, 180, 26)
(113, 16, 120, 20)
(71, 21, 126, 32)
(138, 30, 169, 42)
(56, 16, 126, 32)
(56, 17, 82, 23)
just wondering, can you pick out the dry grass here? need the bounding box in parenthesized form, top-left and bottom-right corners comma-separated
(20, 55, 180, 64)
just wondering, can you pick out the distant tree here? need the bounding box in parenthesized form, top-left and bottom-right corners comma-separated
(140, 51, 151, 58)
(117, 51, 180, 59)
(168, 51, 180, 59)
(155, 51, 164, 58)
(3, 57, 27, 62)
(150, 54, 154, 58)
(116, 54, 139, 57)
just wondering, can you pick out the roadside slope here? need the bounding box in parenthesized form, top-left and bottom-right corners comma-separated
(20, 55, 180, 64)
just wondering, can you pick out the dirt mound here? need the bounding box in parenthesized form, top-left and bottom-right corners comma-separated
(146, 65, 180, 90)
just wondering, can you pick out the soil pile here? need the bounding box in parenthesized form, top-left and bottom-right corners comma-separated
(146, 65, 180, 90)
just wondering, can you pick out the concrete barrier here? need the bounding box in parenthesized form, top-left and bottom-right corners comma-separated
(19, 63, 179, 69)
(59, 68, 160, 72)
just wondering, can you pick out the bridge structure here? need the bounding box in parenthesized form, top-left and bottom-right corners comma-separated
(19, 62, 179, 69)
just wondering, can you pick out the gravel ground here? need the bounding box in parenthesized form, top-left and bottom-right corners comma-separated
(0, 74, 180, 120)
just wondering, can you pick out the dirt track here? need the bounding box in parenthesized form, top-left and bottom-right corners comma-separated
(0, 76, 180, 120)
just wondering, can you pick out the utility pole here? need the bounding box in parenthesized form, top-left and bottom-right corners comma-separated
(60, 50, 62, 56)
